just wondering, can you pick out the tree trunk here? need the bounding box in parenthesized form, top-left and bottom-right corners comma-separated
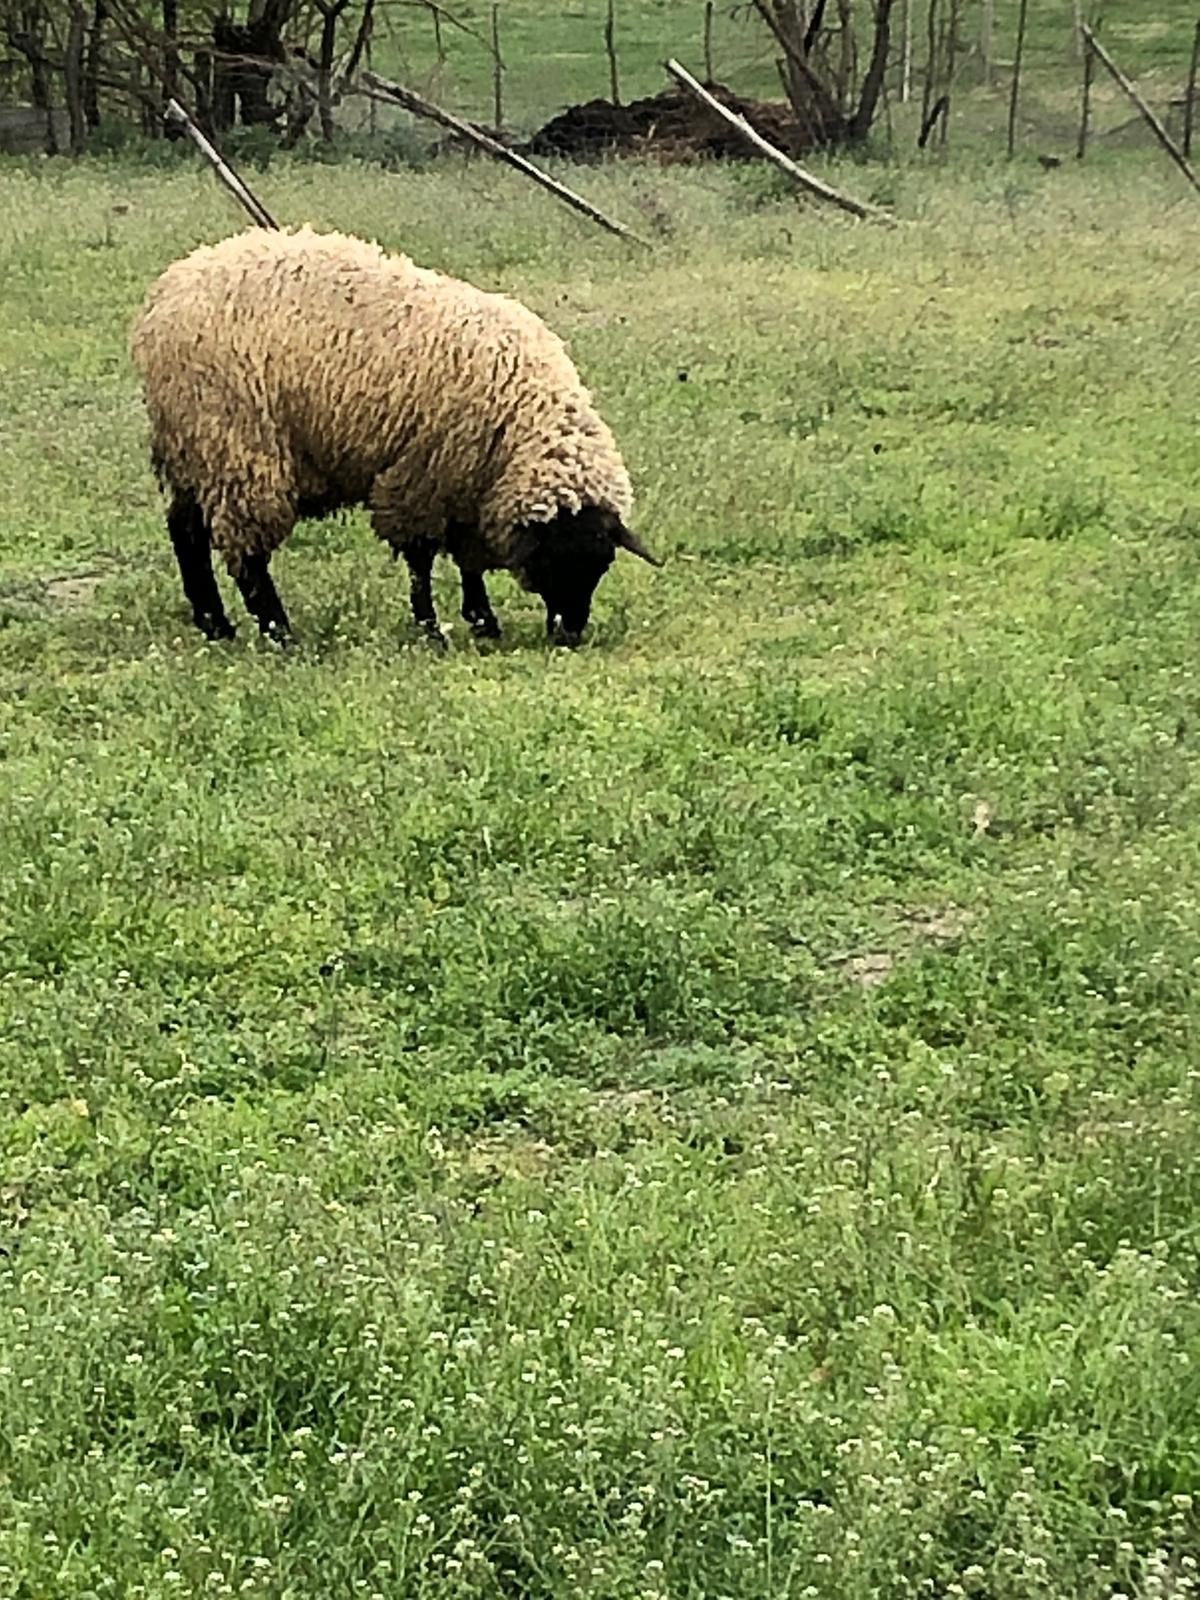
(214, 10, 286, 127)
(754, 0, 845, 144)
(192, 47, 214, 131)
(82, 0, 104, 126)
(343, 0, 374, 82)
(211, 0, 294, 129)
(161, 0, 178, 104)
(64, 1, 87, 152)
(317, 5, 337, 140)
(210, 12, 235, 130)
(848, 0, 896, 141)
(11, 5, 60, 150)
(835, 0, 854, 112)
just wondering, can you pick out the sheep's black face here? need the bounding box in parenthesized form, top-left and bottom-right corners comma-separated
(514, 506, 663, 647)
(518, 506, 618, 648)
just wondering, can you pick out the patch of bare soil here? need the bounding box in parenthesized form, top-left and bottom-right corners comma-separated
(832, 906, 973, 990)
(44, 572, 106, 609)
(521, 81, 805, 163)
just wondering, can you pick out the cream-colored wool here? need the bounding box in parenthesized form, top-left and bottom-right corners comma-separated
(130, 225, 633, 570)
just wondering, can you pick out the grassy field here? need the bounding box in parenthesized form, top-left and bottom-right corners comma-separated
(352, 0, 1200, 136)
(3, 118, 1200, 1600)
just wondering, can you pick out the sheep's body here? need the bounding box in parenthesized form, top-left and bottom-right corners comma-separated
(130, 225, 655, 646)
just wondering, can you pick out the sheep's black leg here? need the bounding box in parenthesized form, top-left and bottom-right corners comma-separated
(168, 491, 235, 640)
(232, 552, 291, 643)
(460, 569, 501, 639)
(402, 540, 445, 647)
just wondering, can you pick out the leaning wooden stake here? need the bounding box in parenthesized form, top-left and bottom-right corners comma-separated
(663, 57, 896, 224)
(1081, 24, 1200, 195)
(164, 97, 278, 229)
(357, 70, 649, 246)
(703, 0, 714, 82)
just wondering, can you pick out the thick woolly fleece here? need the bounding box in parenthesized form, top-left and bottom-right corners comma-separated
(129, 225, 633, 570)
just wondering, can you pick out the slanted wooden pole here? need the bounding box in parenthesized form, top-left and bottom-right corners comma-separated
(703, 0, 714, 81)
(1081, 23, 1200, 195)
(164, 96, 278, 228)
(1077, 27, 1095, 159)
(663, 57, 897, 224)
(1007, 0, 1028, 157)
(357, 70, 650, 245)
(1184, 17, 1200, 160)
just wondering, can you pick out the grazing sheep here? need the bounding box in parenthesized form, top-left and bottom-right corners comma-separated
(130, 225, 660, 647)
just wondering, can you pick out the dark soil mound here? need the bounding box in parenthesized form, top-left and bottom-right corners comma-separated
(521, 81, 804, 162)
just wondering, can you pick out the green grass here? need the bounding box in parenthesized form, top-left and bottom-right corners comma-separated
(349, 0, 1200, 137)
(3, 140, 1200, 1598)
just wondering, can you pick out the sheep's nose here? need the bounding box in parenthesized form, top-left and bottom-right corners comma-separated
(557, 628, 583, 649)
(548, 617, 583, 649)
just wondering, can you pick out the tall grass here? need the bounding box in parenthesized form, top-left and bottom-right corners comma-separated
(1, 148, 1199, 1597)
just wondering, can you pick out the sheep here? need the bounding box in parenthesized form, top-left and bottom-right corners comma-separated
(129, 224, 661, 649)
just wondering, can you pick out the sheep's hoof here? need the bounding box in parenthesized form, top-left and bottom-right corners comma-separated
(421, 623, 449, 652)
(468, 613, 501, 640)
(196, 612, 236, 641)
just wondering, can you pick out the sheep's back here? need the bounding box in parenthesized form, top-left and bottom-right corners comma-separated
(130, 226, 629, 551)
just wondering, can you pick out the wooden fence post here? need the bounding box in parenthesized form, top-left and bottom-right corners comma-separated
(491, 2, 503, 127)
(981, 0, 993, 88)
(921, 0, 938, 130)
(1007, 0, 1028, 157)
(1184, 16, 1200, 160)
(1077, 28, 1094, 158)
(605, 0, 620, 104)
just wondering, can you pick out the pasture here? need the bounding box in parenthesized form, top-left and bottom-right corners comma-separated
(2, 123, 1200, 1599)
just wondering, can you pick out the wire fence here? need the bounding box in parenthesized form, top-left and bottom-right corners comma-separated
(1, 0, 1197, 161)
(331, 2, 1200, 161)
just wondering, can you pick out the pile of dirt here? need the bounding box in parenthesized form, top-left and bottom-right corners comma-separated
(521, 81, 805, 163)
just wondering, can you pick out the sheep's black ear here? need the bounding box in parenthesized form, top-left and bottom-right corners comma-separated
(615, 525, 662, 566)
